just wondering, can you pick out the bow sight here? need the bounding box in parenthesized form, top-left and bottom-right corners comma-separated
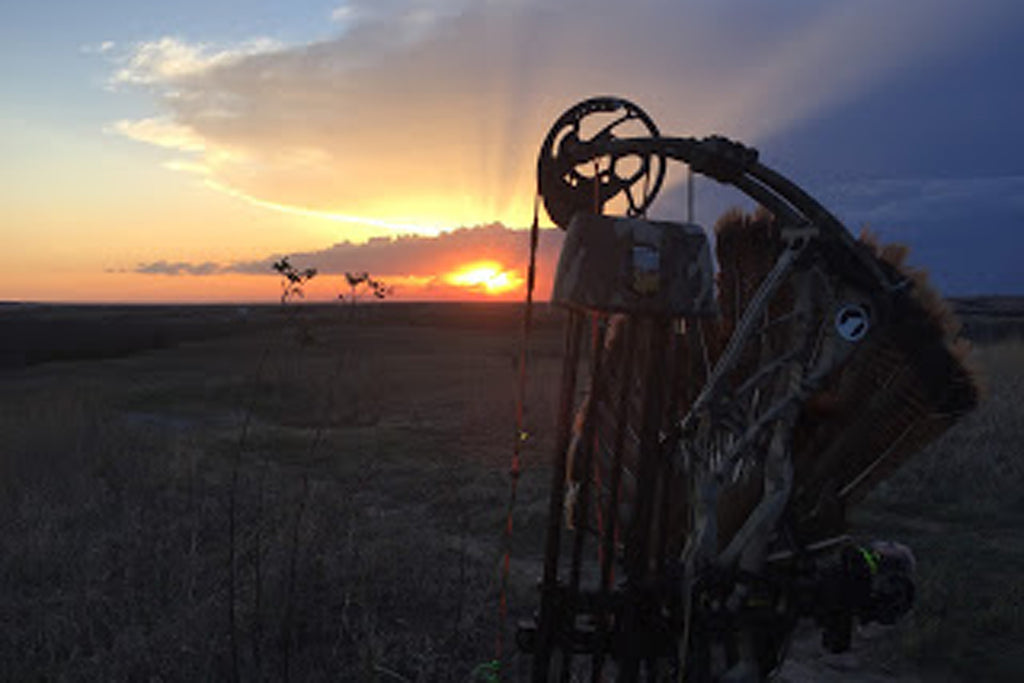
(515, 97, 977, 681)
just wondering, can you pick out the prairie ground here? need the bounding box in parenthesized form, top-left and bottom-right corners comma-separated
(0, 302, 1020, 681)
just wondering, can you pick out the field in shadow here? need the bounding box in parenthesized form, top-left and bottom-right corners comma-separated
(0, 300, 1021, 680)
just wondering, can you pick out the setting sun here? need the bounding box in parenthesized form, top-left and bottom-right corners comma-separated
(444, 260, 523, 295)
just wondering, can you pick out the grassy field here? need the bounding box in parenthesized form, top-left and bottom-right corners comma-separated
(0, 302, 1021, 681)
(847, 339, 1024, 681)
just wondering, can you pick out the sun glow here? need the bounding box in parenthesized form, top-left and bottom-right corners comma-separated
(444, 260, 523, 294)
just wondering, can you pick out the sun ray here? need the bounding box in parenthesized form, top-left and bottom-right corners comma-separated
(202, 179, 446, 236)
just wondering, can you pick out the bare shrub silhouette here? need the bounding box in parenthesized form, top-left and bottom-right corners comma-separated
(273, 257, 318, 304)
(340, 272, 392, 306)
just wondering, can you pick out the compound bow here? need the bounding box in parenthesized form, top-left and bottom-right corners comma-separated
(516, 97, 977, 682)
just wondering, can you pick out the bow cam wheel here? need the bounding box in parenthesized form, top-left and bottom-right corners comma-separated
(538, 97, 666, 229)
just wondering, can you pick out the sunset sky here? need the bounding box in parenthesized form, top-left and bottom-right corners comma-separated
(2, 0, 1022, 302)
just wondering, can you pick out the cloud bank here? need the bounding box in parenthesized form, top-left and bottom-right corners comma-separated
(135, 223, 565, 297)
(136, 260, 223, 276)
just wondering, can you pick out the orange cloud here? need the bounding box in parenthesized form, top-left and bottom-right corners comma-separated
(111, 116, 206, 152)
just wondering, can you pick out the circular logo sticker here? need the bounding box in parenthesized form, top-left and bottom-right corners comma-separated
(835, 304, 870, 342)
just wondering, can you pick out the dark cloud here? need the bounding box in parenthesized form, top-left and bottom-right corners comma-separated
(665, 174, 1024, 295)
(227, 223, 544, 274)
(758, 13, 1024, 182)
(136, 260, 225, 276)
(818, 177, 1024, 295)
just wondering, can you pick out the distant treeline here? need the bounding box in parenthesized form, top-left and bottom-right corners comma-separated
(0, 298, 1020, 370)
(950, 296, 1024, 344)
(0, 305, 258, 369)
(0, 302, 550, 369)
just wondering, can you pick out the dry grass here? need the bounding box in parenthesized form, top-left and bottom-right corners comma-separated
(851, 340, 1024, 681)
(0, 304, 1020, 680)
(0, 306, 541, 681)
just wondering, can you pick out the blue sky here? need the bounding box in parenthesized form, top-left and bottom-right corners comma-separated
(1, 1, 338, 129)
